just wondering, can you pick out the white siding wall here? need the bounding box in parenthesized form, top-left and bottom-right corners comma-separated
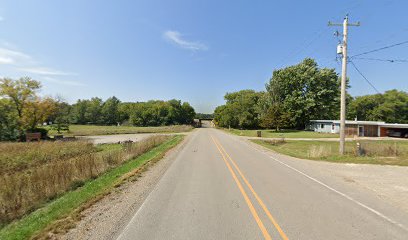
(312, 122, 339, 134)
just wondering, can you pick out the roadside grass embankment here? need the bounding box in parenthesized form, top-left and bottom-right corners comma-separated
(226, 128, 338, 138)
(253, 139, 408, 166)
(47, 124, 193, 136)
(0, 135, 184, 239)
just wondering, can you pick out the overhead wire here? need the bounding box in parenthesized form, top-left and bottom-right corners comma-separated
(350, 40, 408, 58)
(349, 60, 381, 94)
(352, 57, 408, 63)
(279, 27, 330, 67)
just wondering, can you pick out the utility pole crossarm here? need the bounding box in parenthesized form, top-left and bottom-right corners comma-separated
(328, 15, 360, 155)
(329, 21, 361, 26)
(348, 22, 361, 26)
(327, 21, 342, 26)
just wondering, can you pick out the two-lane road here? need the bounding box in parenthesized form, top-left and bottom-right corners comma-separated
(117, 128, 408, 239)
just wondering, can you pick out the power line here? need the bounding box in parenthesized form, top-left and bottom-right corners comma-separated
(352, 57, 408, 63)
(350, 40, 408, 58)
(349, 60, 381, 94)
(279, 27, 330, 67)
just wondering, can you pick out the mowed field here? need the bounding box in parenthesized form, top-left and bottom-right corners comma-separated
(227, 128, 338, 138)
(47, 124, 193, 136)
(253, 139, 408, 166)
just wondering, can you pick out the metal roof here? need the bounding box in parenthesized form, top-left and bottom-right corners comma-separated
(381, 123, 408, 129)
(310, 120, 408, 128)
(310, 120, 385, 125)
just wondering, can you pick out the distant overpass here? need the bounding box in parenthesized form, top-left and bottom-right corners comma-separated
(194, 118, 214, 128)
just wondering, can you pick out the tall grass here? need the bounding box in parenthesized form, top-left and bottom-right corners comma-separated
(307, 141, 407, 158)
(253, 139, 408, 166)
(357, 142, 402, 157)
(308, 145, 332, 158)
(0, 136, 169, 225)
(0, 141, 96, 173)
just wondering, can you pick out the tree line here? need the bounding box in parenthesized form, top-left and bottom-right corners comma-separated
(214, 58, 408, 130)
(0, 77, 196, 141)
(69, 97, 195, 126)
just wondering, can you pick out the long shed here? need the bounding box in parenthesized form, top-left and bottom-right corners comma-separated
(308, 120, 408, 137)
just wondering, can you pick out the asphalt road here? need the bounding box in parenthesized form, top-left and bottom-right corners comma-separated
(117, 128, 408, 240)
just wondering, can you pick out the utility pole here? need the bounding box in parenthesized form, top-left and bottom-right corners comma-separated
(329, 15, 360, 155)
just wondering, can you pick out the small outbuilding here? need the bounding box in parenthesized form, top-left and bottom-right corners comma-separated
(307, 120, 408, 138)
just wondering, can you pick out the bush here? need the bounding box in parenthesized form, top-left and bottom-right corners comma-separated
(50, 123, 70, 134)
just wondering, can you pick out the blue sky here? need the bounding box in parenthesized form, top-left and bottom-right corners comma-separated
(0, 0, 407, 113)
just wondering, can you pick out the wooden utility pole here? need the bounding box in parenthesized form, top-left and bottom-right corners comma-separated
(329, 15, 360, 154)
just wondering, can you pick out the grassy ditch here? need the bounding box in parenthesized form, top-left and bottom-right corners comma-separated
(253, 139, 408, 166)
(47, 124, 193, 136)
(0, 135, 183, 239)
(227, 128, 338, 138)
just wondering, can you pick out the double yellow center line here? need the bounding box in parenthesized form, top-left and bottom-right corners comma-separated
(211, 135, 289, 240)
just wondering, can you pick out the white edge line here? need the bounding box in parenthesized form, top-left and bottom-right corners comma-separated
(244, 138, 408, 233)
(220, 130, 408, 233)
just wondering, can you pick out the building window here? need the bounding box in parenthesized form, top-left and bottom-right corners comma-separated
(321, 124, 324, 129)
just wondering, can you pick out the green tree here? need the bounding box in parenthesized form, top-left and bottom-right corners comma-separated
(348, 90, 408, 123)
(70, 99, 90, 124)
(168, 99, 183, 124)
(49, 101, 71, 133)
(22, 97, 57, 131)
(118, 102, 133, 124)
(214, 105, 238, 128)
(86, 97, 103, 124)
(266, 58, 340, 128)
(0, 77, 42, 138)
(181, 102, 196, 124)
(0, 98, 19, 140)
(101, 96, 121, 125)
(126, 100, 196, 126)
(214, 90, 261, 128)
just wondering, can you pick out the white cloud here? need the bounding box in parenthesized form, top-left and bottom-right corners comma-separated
(0, 45, 77, 82)
(18, 67, 76, 76)
(163, 30, 208, 51)
(0, 56, 14, 64)
(0, 48, 31, 65)
(42, 76, 85, 87)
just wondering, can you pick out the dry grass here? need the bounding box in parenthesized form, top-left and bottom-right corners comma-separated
(0, 135, 170, 225)
(0, 141, 96, 174)
(308, 145, 332, 158)
(357, 142, 402, 157)
(262, 138, 286, 146)
(306, 141, 406, 158)
(253, 139, 408, 166)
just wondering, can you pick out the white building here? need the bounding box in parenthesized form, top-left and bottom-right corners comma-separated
(307, 120, 408, 137)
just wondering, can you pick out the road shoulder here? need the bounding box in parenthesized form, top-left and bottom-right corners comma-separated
(243, 136, 408, 216)
(58, 133, 191, 240)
